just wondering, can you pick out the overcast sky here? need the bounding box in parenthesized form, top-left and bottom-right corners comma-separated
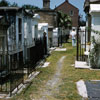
(1, 0, 86, 20)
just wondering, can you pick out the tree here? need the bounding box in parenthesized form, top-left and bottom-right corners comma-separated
(79, 15, 86, 26)
(10, 2, 18, 7)
(0, 0, 18, 7)
(79, 20, 86, 26)
(57, 11, 72, 44)
(0, 0, 10, 7)
(57, 11, 72, 29)
(22, 4, 40, 10)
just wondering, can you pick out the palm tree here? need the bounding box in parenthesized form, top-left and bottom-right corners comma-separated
(22, 4, 40, 10)
(57, 11, 72, 44)
(57, 11, 72, 29)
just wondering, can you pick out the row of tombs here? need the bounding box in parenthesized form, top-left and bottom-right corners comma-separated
(0, 7, 49, 96)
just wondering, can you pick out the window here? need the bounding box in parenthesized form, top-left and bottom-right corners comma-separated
(24, 22, 27, 38)
(70, 10, 74, 16)
(19, 34, 22, 42)
(0, 37, 4, 51)
(18, 18, 22, 33)
(94, 17, 100, 25)
(35, 25, 38, 39)
(18, 18, 22, 42)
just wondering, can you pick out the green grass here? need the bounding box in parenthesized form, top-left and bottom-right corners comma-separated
(55, 43, 100, 100)
(7, 42, 100, 100)
(10, 49, 66, 100)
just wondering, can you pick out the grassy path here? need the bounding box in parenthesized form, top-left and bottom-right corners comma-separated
(39, 56, 66, 100)
(11, 43, 100, 100)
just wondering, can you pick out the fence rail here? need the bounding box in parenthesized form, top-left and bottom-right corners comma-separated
(76, 28, 87, 61)
(0, 36, 47, 96)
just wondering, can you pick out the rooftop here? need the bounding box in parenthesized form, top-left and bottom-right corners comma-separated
(0, 7, 21, 11)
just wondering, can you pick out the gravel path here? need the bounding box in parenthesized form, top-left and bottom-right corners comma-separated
(39, 56, 66, 100)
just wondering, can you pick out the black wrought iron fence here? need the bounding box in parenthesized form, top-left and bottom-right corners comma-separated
(0, 52, 24, 95)
(9, 53, 24, 95)
(0, 54, 10, 94)
(0, 35, 48, 95)
(76, 28, 87, 61)
(26, 37, 47, 75)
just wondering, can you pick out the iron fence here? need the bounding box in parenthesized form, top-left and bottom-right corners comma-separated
(76, 28, 87, 61)
(0, 35, 47, 95)
(0, 53, 24, 95)
(26, 37, 47, 75)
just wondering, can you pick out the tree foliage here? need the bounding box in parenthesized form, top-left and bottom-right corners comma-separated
(0, 0, 10, 7)
(78, 15, 86, 26)
(79, 20, 86, 26)
(10, 2, 18, 7)
(57, 11, 72, 29)
(22, 4, 40, 10)
(0, 0, 18, 7)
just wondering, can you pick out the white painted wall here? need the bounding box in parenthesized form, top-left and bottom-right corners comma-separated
(80, 27, 86, 45)
(91, 13, 100, 44)
(7, 12, 40, 57)
(0, 10, 40, 64)
(90, 4, 100, 44)
(52, 28, 58, 47)
(89, 4, 100, 68)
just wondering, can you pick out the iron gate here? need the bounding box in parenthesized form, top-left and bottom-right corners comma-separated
(76, 27, 87, 61)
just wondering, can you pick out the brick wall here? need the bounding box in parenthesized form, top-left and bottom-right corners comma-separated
(55, 1, 79, 28)
(37, 11, 57, 28)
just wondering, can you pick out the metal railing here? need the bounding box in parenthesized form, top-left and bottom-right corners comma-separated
(0, 35, 47, 96)
(76, 28, 87, 61)
(26, 37, 47, 75)
(0, 53, 24, 95)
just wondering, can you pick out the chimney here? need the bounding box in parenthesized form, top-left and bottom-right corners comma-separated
(43, 0, 50, 9)
(65, 0, 69, 2)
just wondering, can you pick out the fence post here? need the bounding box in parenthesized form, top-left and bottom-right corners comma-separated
(76, 27, 79, 61)
(80, 30, 81, 61)
(85, 28, 86, 51)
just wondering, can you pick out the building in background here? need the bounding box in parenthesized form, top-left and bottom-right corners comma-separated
(55, 0, 79, 30)
(35, 0, 58, 47)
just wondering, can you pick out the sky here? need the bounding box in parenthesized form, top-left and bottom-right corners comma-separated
(1, 0, 86, 20)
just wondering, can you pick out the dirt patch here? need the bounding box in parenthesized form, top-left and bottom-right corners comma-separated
(38, 56, 66, 100)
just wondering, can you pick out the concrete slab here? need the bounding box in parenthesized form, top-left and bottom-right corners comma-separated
(84, 51, 90, 56)
(50, 47, 56, 51)
(41, 62, 50, 68)
(89, 68, 100, 71)
(85, 81, 100, 98)
(88, 98, 100, 100)
(49, 47, 56, 54)
(76, 80, 88, 98)
(55, 48, 67, 51)
(75, 61, 90, 69)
